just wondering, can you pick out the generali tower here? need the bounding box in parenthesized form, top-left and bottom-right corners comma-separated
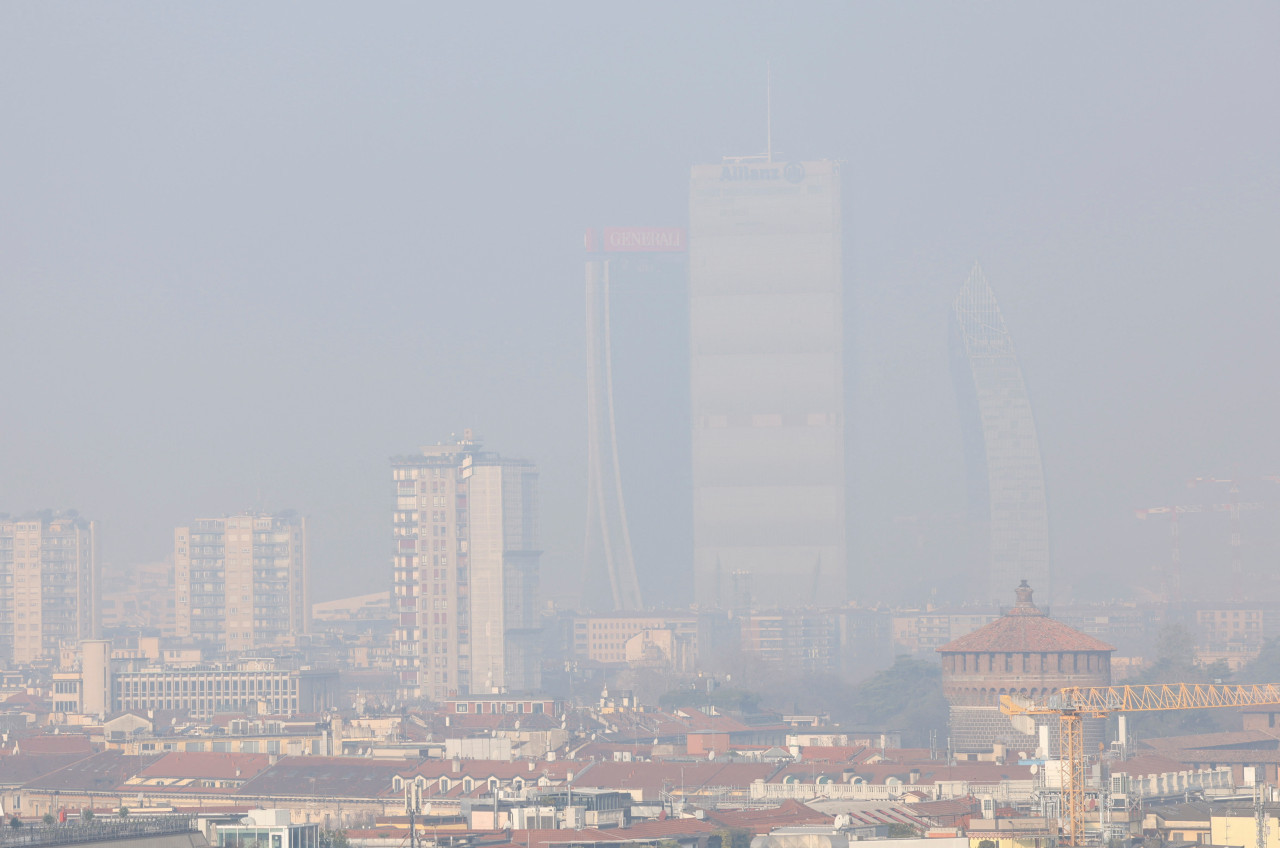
(689, 156, 845, 609)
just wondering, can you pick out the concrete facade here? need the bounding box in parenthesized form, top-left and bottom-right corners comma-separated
(688, 158, 845, 610)
(392, 435, 540, 701)
(0, 513, 98, 665)
(174, 513, 308, 652)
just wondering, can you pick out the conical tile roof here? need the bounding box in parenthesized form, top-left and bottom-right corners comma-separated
(937, 581, 1115, 654)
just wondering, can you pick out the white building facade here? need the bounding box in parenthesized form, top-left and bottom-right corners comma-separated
(688, 158, 845, 609)
(392, 434, 540, 701)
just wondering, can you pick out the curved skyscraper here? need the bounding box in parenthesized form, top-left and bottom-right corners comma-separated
(952, 265, 1050, 601)
(583, 228, 690, 611)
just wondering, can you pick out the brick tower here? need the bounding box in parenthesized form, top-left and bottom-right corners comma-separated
(937, 581, 1114, 755)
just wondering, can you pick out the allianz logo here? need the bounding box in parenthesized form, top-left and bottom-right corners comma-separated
(720, 161, 806, 184)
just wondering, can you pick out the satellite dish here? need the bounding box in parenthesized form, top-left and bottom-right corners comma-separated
(1030, 765, 1039, 775)
(1011, 715, 1036, 735)
(1018, 752, 1028, 760)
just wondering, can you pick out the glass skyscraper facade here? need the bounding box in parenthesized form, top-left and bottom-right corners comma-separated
(583, 228, 690, 610)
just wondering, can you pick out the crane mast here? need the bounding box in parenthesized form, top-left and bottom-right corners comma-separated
(1002, 683, 1280, 846)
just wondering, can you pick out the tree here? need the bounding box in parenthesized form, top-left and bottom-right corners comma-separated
(321, 830, 350, 848)
(10, 817, 22, 829)
(1121, 623, 1236, 738)
(117, 807, 130, 819)
(658, 687, 760, 713)
(712, 828, 753, 848)
(42, 815, 54, 826)
(81, 810, 94, 823)
(1237, 638, 1280, 683)
(848, 656, 949, 747)
(888, 823, 921, 838)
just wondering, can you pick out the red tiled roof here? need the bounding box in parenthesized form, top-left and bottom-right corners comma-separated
(14, 735, 93, 756)
(1140, 730, 1279, 751)
(572, 761, 776, 793)
(398, 759, 578, 782)
(234, 756, 406, 799)
(2, 693, 51, 713)
(796, 746, 865, 763)
(671, 710, 754, 733)
(802, 802, 929, 829)
(527, 820, 719, 848)
(1162, 749, 1280, 765)
(704, 800, 833, 834)
(138, 752, 272, 781)
(937, 585, 1114, 654)
(904, 796, 981, 817)
(22, 751, 156, 792)
(0, 753, 93, 786)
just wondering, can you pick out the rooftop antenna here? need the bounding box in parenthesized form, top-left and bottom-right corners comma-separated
(766, 60, 773, 163)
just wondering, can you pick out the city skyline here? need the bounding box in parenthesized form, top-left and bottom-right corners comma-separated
(0, 5, 1278, 842)
(2, 4, 1278, 608)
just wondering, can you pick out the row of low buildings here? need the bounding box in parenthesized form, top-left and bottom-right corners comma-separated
(0, 724, 1265, 848)
(7, 484, 1280, 717)
(6, 580, 1280, 847)
(9, 489, 1280, 709)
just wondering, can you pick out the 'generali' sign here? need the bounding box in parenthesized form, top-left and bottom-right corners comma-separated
(602, 227, 686, 253)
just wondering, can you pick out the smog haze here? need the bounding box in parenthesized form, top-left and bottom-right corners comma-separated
(2, 2, 1277, 608)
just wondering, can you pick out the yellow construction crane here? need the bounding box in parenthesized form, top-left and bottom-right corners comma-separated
(1001, 684, 1280, 846)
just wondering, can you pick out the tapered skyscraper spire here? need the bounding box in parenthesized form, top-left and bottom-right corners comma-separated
(953, 264, 1051, 601)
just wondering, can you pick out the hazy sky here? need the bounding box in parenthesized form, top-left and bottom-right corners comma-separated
(2, 2, 1277, 606)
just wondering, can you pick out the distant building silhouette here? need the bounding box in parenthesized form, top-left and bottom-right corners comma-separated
(952, 265, 1051, 601)
(582, 227, 690, 610)
(392, 434, 540, 701)
(688, 157, 845, 609)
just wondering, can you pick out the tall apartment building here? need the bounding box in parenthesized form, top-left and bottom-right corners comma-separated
(0, 512, 98, 665)
(689, 157, 845, 608)
(174, 513, 308, 653)
(392, 433, 540, 702)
